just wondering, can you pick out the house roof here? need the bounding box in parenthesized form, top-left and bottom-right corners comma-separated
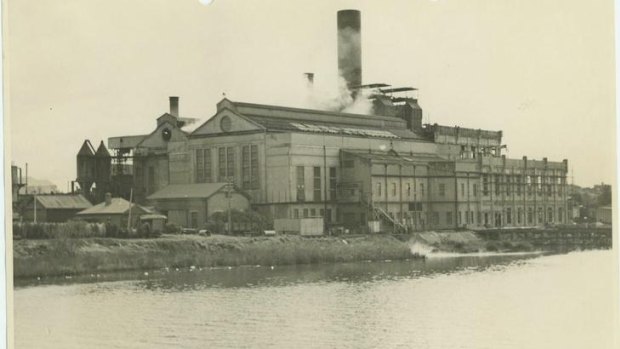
(76, 198, 148, 216)
(147, 183, 235, 200)
(35, 195, 93, 210)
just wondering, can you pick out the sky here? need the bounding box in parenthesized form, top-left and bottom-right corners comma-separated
(5, 0, 616, 189)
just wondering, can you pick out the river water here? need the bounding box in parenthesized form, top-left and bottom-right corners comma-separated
(14, 250, 618, 349)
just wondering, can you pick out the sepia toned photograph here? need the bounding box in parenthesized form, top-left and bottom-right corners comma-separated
(4, 0, 618, 348)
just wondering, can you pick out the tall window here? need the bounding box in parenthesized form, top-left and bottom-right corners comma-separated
(242, 145, 259, 189)
(376, 182, 382, 197)
(527, 207, 533, 224)
(329, 167, 337, 200)
(196, 148, 212, 183)
(482, 175, 489, 196)
(391, 183, 397, 197)
(516, 177, 522, 196)
(473, 183, 478, 197)
(494, 175, 501, 196)
(218, 147, 226, 181)
(446, 212, 453, 225)
(227, 147, 235, 181)
(506, 207, 512, 224)
(506, 176, 512, 195)
(460, 183, 465, 197)
(420, 183, 425, 197)
(407, 183, 412, 197)
(313, 167, 321, 201)
(438, 183, 446, 197)
(296, 166, 305, 202)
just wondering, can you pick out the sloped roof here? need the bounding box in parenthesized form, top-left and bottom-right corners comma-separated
(343, 149, 449, 163)
(35, 195, 92, 210)
(76, 198, 148, 216)
(77, 140, 95, 156)
(147, 183, 231, 200)
(95, 141, 111, 157)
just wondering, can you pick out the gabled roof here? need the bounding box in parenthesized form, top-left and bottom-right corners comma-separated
(76, 198, 149, 215)
(35, 195, 92, 210)
(77, 140, 95, 156)
(147, 183, 244, 200)
(95, 141, 111, 157)
(191, 99, 428, 140)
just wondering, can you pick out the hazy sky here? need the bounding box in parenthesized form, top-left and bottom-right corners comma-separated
(5, 0, 616, 189)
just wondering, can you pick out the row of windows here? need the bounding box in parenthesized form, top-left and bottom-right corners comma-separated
(408, 207, 565, 226)
(195, 145, 259, 189)
(296, 166, 337, 202)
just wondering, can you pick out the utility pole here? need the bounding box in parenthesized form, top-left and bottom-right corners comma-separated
(127, 188, 133, 233)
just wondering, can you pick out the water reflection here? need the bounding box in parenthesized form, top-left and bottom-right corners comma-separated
(17, 253, 540, 291)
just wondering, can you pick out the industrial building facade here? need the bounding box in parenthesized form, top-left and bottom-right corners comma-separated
(80, 95, 569, 233)
(75, 9, 569, 232)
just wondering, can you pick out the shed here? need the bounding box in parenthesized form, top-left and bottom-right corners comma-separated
(22, 194, 93, 223)
(147, 183, 250, 228)
(75, 195, 151, 227)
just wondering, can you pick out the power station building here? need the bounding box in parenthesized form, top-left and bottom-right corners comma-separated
(75, 9, 570, 232)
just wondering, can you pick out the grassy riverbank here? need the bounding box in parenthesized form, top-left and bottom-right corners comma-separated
(13, 234, 413, 278)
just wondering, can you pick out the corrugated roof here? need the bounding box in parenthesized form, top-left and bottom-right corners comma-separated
(247, 116, 426, 140)
(76, 198, 147, 215)
(343, 149, 448, 163)
(36, 195, 93, 209)
(147, 183, 229, 200)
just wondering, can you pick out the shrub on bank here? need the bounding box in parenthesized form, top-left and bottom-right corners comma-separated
(13, 221, 161, 240)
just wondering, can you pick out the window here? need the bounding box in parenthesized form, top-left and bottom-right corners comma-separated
(506, 207, 512, 224)
(196, 148, 213, 183)
(326, 209, 332, 222)
(516, 177, 521, 196)
(329, 167, 337, 200)
(420, 183, 425, 197)
(319, 209, 324, 217)
(407, 183, 411, 197)
(296, 166, 305, 202)
(293, 209, 299, 219)
(537, 207, 543, 223)
(218, 147, 226, 181)
(241, 144, 259, 189)
(432, 212, 440, 225)
(310, 208, 316, 217)
(517, 208, 523, 224)
(547, 207, 553, 223)
(473, 183, 478, 197)
(482, 175, 489, 196)
(227, 147, 235, 181)
(495, 175, 501, 196)
(218, 147, 235, 182)
(527, 207, 533, 224)
(446, 212, 453, 225)
(313, 167, 321, 201)
(391, 183, 397, 197)
(457, 211, 462, 225)
(460, 183, 465, 197)
(196, 149, 204, 182)
(558, 208, 564, 223)
(438, 183, 446, 197)
(303, 208, 309, 218)
(376, 182, 382, 197)
(507, 176, 512, 195)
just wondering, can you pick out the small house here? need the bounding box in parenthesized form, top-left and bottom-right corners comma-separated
(147, 183, 250, 228)
(75, 193, 151, 227)
(21, 194, 93, 223)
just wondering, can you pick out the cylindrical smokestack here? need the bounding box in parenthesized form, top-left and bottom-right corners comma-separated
(169, 96, 179, 117)
(337, 10, 362, 92)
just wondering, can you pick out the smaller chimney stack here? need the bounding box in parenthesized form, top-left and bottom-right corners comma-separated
(104, 192, 112, 206)
(169, 96, 179, 117)
(304, 72, 314, 87)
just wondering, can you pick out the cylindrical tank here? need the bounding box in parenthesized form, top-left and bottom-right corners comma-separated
(337, 9, 362, 91)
